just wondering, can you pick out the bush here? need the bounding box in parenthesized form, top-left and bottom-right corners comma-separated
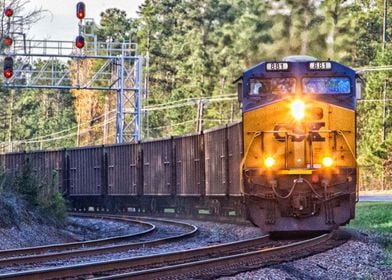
(1, 162, 67, 226)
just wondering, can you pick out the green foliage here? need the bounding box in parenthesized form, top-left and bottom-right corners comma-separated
(8, 163, 67, 225)
(349, 202, 392, 234)
(1, 0, 392, 190)
(349, 202, 392, 266)
(97, 8, 135, 42)
(357, 47, 392, 187)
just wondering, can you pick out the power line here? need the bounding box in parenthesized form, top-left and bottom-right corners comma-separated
(144, 96, 237, 111)
(356, 66, 392, 73)
(4, 117, 116, 145)
(357, 99, 392, 102)
(10, 110, 116, 142)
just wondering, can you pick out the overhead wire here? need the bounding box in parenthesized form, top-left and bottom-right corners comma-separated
(9, 109, 116, 142)
(355, 65, 392, 73)
(144, 96, 237, 111)
(4, 117, 116, 145)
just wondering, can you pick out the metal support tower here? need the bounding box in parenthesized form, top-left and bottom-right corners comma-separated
(1, 37, 143, 143)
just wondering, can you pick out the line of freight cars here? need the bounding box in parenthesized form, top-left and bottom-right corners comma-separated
(0, 122, 246, 219)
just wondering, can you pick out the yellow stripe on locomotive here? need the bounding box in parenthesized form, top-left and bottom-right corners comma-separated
(243, 99, 356, 172)
(239, 55, 361, 233)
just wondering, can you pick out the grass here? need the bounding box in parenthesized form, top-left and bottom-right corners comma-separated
(349, 202, 392, 234)
(348, 202, 392, 266)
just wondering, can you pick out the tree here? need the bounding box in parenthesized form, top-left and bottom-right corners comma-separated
(96, 8, 134, 42)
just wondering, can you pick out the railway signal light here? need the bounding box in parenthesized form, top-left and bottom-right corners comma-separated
(76, 2, 86, 19)
(3, 57, 13, 79)
(75, 35, 85, 49)
(4, 36, 13, 46)
(4, 7, 13, 17)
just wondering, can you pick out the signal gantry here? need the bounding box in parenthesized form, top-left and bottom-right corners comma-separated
(1, 2, 143, 143)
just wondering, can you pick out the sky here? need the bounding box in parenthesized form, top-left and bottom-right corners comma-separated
(24, 0, 145, 41)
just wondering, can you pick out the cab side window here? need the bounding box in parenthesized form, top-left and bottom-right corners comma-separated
(250, 81, 268, 96)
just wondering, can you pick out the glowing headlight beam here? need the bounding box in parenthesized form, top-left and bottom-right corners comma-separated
(291, 100, 305, 121)
(322, 157, 333, 167)
(264, 157, 275, 168)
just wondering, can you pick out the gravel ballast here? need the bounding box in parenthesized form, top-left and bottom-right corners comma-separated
(0, 216, 148, 250)
(219, 230, 391, 280)
(0, 215, 390, 279)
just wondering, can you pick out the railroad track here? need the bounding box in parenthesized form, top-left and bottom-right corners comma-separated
(0, 215, 155, 260)
(94, 231, 350, 280)
(0, 221, 350, 280)
(99, 230, 349, 280)
(0, 214, 198, 278)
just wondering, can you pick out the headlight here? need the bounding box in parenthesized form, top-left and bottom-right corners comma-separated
(291, 100, 305, 120)
(322, 157, 333, 167)
(264, 157, 275, 168)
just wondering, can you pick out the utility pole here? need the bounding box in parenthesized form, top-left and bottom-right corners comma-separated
(8, 90, 14, 153)
(382, 79, 388, 191)
(230, 101, 234, 123)
(103, 95, 109, 144)
(76, 116, 80, 147)
(382, 0, 388, 52)
(196, 99, 204, 133)
(383, 79, 387, 142)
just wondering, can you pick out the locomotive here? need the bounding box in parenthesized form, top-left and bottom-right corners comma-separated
(238, 55, 361, 232)
(1, 55, 361, 234)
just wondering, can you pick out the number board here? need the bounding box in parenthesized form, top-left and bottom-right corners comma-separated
(265, 62, 289, 72)
(308, 61, 332, 71)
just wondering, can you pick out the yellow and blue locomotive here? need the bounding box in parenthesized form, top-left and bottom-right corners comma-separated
(238, 56, 360, 232)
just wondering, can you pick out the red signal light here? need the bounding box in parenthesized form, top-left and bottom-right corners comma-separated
(4, 69, 12, 78)
(4, 7, 13, 17)
(3, 57, 13, 79)
(76, 2, 85, 19)
(75, 36, 85, 49)
(4, 37, 12, 46)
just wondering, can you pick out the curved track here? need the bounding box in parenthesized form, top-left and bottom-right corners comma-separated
(0, 226, 350, 280)
(0, 215, 155, 260)
(96, 230, 350, 280)
(0, 214, 198, 278)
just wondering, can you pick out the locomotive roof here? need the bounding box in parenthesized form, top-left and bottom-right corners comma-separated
(242, 57, 354, 76)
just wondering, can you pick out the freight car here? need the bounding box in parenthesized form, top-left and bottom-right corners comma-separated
(0, 124, 246, 222)
(0, 55, 361, 234)
(238, 55, 361, 232)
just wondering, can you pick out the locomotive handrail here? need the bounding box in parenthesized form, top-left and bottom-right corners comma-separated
(244, 129, 355, 172)
(247, 129, 351, 134)
(240, 131, 262, 194)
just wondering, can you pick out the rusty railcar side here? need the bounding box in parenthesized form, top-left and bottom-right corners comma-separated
(0, 153, 5, 171)
(142, 139, 173, 196)
(204, 127, 229, 196)
(67, 147, 103, 196)
(174, 134, 204, 196)
(4, 152, 25, 178)
(227, 122, 243, 195)
(27, 150, 65, 193)
(105, 143, 139, 196)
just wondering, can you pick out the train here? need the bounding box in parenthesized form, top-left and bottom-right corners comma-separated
(239, 55, 360, 232)
(0, 55, 360, 233)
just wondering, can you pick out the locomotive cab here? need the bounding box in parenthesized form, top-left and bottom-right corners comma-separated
(239, 55, 358, 233)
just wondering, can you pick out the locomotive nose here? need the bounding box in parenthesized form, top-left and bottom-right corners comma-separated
(291, 100, 305, 120)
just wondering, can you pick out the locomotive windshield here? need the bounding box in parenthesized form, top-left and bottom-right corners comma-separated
(249, 78, 296, 97)
(303, 77, 351, 94)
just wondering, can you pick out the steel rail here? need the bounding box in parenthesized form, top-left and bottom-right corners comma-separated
(0, 234, 270, 280)
(98, 232, 338, 280)
(0, 215, 155, 259)
(0, 214, 198, 270)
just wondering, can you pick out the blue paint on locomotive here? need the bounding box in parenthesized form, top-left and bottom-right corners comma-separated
(241, 59, 357, 112)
